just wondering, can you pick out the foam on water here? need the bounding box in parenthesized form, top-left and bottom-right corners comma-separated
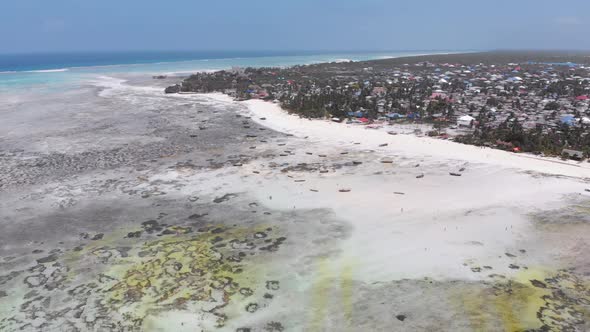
(23, 68, 69, 73)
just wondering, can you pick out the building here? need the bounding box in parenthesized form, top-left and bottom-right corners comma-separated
(457, 115, 475, 127)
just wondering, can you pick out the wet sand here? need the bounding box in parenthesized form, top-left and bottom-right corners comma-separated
(1, 77, 589, 331)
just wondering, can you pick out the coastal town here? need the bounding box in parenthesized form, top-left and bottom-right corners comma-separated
(167, 52, 590, 160)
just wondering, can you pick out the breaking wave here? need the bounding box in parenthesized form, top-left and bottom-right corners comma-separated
(24, 68, 70, 73)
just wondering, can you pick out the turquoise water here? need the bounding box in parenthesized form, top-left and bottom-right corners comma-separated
(0, 51, 454, 94)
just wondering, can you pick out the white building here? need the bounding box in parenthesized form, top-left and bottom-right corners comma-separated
(458, 115, 476, 127)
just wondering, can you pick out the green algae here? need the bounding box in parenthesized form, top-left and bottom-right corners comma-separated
(307, 257, 357, 332)
(309, 258, 331, 331)
(1, 222, 286, 331)
(455, 268, 590, 331)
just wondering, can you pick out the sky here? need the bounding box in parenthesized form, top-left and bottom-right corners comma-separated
(1, 0, 589, 54)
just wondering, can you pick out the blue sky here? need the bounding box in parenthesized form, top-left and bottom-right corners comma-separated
(1, 0, 589, 53)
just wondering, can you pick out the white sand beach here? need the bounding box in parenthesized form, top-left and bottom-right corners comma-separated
(192, 95, 587, 282)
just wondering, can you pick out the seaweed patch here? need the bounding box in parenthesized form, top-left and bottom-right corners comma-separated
(456, 268, 590, 331)
(0, 223, 287, 331)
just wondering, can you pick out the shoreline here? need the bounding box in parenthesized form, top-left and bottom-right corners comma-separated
(204, 92, 590, 180)
(0, 50, 458, 76)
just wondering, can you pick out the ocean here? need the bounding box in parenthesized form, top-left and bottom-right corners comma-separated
(0, 50, 452, 94)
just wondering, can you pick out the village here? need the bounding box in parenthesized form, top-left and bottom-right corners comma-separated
(168, 52, 590, 160)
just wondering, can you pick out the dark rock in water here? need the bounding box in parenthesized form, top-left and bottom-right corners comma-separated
(379, 143, 389, 147)
(245, 303, 259, 313)
(126, 231, 142, 238)
(37, 254, 58, 264)
(459, 167, 466, 172)
(266, 280, 280, 291)
(254, 232, 267, 238)
(396, 314, 407, 321)
(142, 220, 163, 233)
(509, 264, 520, 270)
(32, 249, 44, 254)
(263, 293, 274, 299)
(530, 279, 547, 288)
(0, 290, 7, 297)
(585, 189, 590, 192)
(213, 193, 238, 203)
(24, 274, 47, 287)
(505, 252, 517, 258)
(211, 236, 224, 244)
(449, 172, 462, 176)
(189, 213, 208, 220)
(211, 227, 225, 234)
(239, 288, 254, 297)
(236, 328, 251, 332)
(416, 174, 425, 179)
(91, 233, 104, 241)
(265, 322, 284, 332)
(165, 84, 181, 94)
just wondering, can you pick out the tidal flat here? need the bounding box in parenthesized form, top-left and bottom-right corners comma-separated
(1, 76, 589, 331)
